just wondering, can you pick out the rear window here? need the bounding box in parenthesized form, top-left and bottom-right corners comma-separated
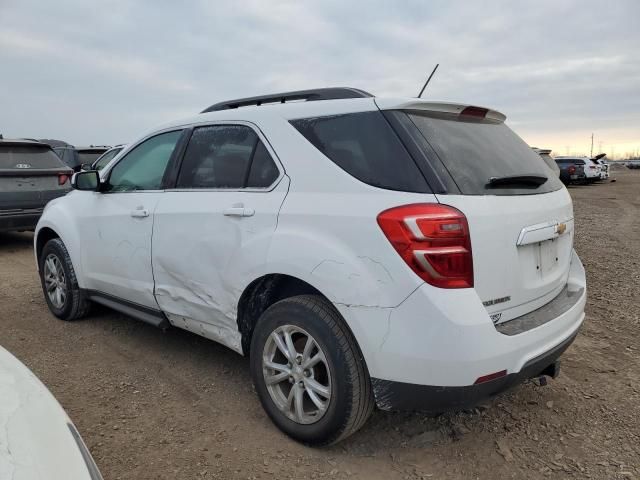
(290, 111, 430, 193)
(407, 112, 564, 195)
(78, 151, 105, 165)
(0, 145, 67, 169)
(557, 159, 585, 165)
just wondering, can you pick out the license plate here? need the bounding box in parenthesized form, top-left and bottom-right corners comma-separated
(570, 175, 578, 179)
(539, 239, 558, 276)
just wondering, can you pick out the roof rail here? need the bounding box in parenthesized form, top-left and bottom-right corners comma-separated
(201, 87, 373, 113)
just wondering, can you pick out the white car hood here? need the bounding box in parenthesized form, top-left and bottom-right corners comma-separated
(0, 346, 100, 480)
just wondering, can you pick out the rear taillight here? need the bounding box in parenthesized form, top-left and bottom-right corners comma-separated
(377, 204, 473, 288)
(58, 173, 70, 186)
(567, 166, 576, 175)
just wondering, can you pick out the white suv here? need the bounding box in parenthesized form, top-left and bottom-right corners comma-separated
(34, 88, 587, 445)
(556, 156, 601, 182)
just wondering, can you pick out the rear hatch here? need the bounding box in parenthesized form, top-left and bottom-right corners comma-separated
(393, 107, 573, 323)
(0, 142, 72, 212)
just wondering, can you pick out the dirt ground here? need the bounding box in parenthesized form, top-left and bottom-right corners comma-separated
(1, 169, 639, 480)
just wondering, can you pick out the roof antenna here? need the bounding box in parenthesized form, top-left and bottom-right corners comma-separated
(417, 64, 439, 98)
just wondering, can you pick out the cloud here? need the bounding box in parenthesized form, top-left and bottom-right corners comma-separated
(0, 0, 638, 155)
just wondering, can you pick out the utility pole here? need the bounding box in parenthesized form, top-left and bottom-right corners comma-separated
(590, 133, 594, 158)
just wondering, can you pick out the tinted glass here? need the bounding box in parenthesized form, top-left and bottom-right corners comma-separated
(539, 153, 560, 175)
(247, 141, 279, 188)
(291, 111, 430, 193)
(177, 125, 257, 189)
(407, 112, 564, 195)
(107, 131, 181, 192)
(556, 159, 585, 165)
(78, 151, 104, 165)
(94, 148, 122, 170)
(0, 145, 67, 169)
(54, 148, 80, 168)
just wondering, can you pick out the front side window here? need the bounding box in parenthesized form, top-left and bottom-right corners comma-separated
(177, 125, 279, 189)
(107, 130, 182, 192)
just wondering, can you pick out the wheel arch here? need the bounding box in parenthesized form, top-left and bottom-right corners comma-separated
(35, 227, 60, 266)
(236, 273, 368, 370)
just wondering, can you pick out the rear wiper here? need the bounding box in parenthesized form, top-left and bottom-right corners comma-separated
(487, 174, 548, 188)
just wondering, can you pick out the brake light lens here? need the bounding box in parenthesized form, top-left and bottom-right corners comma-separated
(567, 166, 576, 175)
(58, 173, 70, 186)
(460, 106, 488, 118)
(377, 204, 473, 288)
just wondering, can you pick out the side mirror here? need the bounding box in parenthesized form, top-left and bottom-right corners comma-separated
(72, 170, 100, 191)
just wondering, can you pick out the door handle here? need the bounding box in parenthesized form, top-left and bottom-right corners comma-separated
(223, 206, 255, 217)
(130, 207, 149, 218)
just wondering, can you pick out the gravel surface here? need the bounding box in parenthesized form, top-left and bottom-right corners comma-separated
(1, 169, 639, 479)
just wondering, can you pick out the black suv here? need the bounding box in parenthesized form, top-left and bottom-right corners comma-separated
(555, 158, 586, 185)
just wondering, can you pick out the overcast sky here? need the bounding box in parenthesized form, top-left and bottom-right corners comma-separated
(1, 0, 638, 157)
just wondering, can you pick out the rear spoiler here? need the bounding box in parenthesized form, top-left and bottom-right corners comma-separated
(374, 98, 506, 123)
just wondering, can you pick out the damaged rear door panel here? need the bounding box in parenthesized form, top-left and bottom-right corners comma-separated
(151, 123, 288, 353)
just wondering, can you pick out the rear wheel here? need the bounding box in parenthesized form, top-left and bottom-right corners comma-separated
(39, 238, 91, 320)
(250, 295, 374, 445)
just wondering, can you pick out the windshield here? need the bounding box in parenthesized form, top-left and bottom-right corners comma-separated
(94, 148, 122, 170)
(406, 112, 564, 195)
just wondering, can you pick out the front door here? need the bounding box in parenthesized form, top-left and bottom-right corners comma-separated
(78, 129, 183, 308)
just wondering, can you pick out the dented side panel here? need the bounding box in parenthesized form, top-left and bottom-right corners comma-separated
(151, 178, 290, 353)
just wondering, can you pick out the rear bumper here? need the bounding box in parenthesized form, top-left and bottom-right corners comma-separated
(337, 249, 586, 412)
(371, 331, 575, 412)
(0, 208, 44, 232)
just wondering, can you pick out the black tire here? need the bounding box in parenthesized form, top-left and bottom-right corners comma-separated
(39, 238, 91, 321)
(250, 294, 374, 445)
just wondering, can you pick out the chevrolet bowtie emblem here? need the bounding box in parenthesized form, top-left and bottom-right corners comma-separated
(556, 223, 567, 235)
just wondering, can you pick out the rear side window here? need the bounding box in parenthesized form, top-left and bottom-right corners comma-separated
(0, 145, 67, 169)
(407, 112, 564, 195)
(247, 141, 279, 188)
(177, 125, 280, 189)
(290, 111, 430, 193)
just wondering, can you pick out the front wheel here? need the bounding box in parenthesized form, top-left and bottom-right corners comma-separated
(250, 295, 374, 445)
(39, 238, 91, 321)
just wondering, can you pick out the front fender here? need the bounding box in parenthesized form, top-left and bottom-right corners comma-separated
(34, 197, 85, 287)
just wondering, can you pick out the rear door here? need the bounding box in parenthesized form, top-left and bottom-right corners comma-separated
(151, 123, 288, 351)
(399, 111, 573, 322)
(0, 143, 71, 213)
